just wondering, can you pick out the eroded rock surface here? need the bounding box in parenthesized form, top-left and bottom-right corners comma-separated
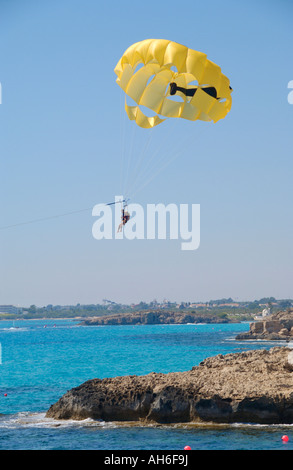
(82, 311, 231, 326)
(46, 347, 293, 424)
(236, 309, 293, 341)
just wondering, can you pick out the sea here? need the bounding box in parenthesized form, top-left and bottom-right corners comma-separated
(0, 319, 292, 451)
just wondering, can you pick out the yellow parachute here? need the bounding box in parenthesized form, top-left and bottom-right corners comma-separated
(115, 39, 232, 129)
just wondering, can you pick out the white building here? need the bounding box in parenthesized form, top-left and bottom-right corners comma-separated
(0, 305, 22, 315)
(254, 307, 271, 321)
(262, 307, 271, 317)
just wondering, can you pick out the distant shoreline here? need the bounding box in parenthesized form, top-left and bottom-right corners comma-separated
(81, 310, 238, 326)
(0, 317, 81, 321)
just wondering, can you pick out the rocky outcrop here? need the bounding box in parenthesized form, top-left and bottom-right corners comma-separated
(82, 311, 230, 326)
(236, 309, 293, 341)
(46, 347, 293, 424)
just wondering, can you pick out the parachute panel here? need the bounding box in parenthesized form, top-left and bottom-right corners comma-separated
(140, 69, 172, 114)
(115, 39, 232, 128)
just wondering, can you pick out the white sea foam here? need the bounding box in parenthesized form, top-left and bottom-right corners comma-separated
(0, 327, 29, 332)
(0, 412, 115, 429)
(1, 412, 292, 432)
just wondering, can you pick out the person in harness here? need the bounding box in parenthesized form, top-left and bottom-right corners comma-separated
(117, 205, 130, 232)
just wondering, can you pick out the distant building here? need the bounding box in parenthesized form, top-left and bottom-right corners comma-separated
(0, 305, 23, 315)
(254, 307, 271, 321)
(262, 307, 271, 317)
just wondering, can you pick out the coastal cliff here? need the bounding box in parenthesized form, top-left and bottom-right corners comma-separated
(82, 310, 230, 326)
(236, 309, 293, 341)
(46, 347, 293, 424)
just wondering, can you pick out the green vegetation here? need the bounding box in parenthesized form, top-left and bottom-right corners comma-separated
(0, 297, 291, 321)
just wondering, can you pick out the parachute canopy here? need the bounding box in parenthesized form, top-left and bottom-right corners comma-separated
(115, 39, 232, 128)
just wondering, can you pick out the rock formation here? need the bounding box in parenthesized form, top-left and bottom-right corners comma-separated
(82, 310, 230, 326)
(46, 347, 293, 424)
(236, 309, 293, 341)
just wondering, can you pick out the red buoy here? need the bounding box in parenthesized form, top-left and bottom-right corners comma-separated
(184, 446, 191, 450)
(4, 393, 7, 397)
(282, 435, 289, 442)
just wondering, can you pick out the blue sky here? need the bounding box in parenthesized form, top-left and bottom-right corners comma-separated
(0, 0, 292, 306)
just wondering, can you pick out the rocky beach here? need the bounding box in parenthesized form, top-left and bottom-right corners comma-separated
(46, 346, 293, 425)
(81, 310, 231, 326)
(236, 309, 293, 341)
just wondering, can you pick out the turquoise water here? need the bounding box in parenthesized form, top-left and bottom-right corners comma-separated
(0, 319, 292, 450)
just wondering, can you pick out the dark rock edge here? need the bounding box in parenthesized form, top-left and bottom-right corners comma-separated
(46, 347, 293, 425)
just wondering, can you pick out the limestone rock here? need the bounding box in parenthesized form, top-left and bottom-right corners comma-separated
(81, 311, 230, 326)
(236, 309, 293, 341)
(46, 347, 293, 425)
